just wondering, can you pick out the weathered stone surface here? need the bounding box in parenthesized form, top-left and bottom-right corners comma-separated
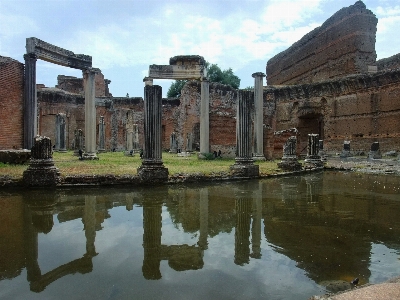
(0, 150, 31, 164)
(26, 37, 92, 70)
(266, 1, 377, 85)
(23, 136, 60, 187)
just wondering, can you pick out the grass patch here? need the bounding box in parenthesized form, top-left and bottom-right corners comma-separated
(0, 151, 282, 179)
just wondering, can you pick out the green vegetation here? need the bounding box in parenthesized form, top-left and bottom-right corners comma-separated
(0, 151, 281, 179)
(167, 62, 241, 98)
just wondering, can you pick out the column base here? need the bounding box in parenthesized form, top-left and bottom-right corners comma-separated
(138, 163, 169, 183)
(230, 163, 259, 177)
(304, 156, 324, 168)
(277, 157, 303, 171)
(81, 152, 99, 160)
(23, 159, 61, 187)
(252, 154, 266, 161)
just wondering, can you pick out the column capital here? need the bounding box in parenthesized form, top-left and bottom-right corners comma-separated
(252, 72, 266, 78)
(143, 77, 153, 86)
(24, 53, 37, 61)
(83, 67, 101, 75)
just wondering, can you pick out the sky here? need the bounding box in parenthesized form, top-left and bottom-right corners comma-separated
(1, 0, 400, 97)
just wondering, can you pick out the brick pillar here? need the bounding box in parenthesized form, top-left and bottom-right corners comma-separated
(138, 85, 168, 182)
(230, 90, 259, 177)
(252, 72, 266, 161)
(24, 53, 37, 149)
(83, 68, 99, 160)
(200, 78, 209, 154)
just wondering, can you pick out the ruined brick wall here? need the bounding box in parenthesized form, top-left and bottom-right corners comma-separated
(377, 53, 400, 71)
(55, 71, 108, 97)
(266, 1, 377, 85)
(0, 56, 24, 149)
(38, 89, 85, 149)
(271, 69, 400, 156)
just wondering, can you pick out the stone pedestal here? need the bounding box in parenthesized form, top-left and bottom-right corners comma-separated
(304, 134, 323, 168)
(138, 85, 168, 183)
(23, 136, 60, 187)
(277, 136, 302, 171)
(368, 141, 382, 159)
(230, 90, 259, 177)
(252, 72, 266, 161)
(340, 140, 352, 158)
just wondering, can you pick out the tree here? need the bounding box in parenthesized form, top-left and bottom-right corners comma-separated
(167, 62, 241, 97)
(167, 80, 187, 98)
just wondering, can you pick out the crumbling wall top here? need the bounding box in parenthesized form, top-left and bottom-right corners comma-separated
(169, 55, 206, 66)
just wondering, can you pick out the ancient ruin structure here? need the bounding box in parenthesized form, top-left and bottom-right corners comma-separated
(277, 136, 302, 171)
(1, 1, 399, 162)
(22, 136, 60, 187)
(304, 134, 324, 168)
(230, 90, 259, 177)
(137, 85, 168, 182)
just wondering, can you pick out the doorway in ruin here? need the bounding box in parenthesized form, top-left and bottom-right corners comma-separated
(297, 114, 324, 157)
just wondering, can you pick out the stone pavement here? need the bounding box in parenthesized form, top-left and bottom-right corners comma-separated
(310, 277, 400, 300)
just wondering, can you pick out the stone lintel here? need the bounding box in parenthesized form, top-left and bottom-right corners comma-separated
(148, 64, 205, 80)
(26, 37, 92, 70)
(169, 55, 206, 66)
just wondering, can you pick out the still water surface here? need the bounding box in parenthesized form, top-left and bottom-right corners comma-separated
(1, 171, 400, 300)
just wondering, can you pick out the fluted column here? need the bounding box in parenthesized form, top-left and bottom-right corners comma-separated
(24, 53, 38, 150)
(83, 68, 99, 160)
(200, 78, 209, 154)
(138, 85, 168, 182)
(252, 72, 266, 161)
(230, 90, 259, 177)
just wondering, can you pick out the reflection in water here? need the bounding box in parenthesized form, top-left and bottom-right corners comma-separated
(1, 171, 400, 299)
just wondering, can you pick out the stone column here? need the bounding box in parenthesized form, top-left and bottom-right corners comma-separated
(368, 141, 382, 159)
(138, 85, 168, 182)
(169, 132, 178, 153)
(277, 136, 302, 171)
(230, 90, 259, 177)
(56, 113, 67, 152)
(198, 188, 209, 250)
(98, 116, 106, 153)
(73, 129, 84, 156)
(304, 133, 323, 168)
(24, 53, 38, 150)
(133, 124, 140, 151)
(318, 139, 326, 161)
(200, 78, 210, 154)
(83, 68, 99, 160)
(252, 72, 266, 161)
(186, 133, 193, 152)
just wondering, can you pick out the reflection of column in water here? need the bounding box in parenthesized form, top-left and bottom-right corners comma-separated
(234, 196, 252, 265)
(84, 196, 97, 257)
(304, 175, 322, 204)
(198, 188, 209, 250)
(125, 193, 134, 211)
(142, 200, 162, 280)
(251, 182, 262, 259)
(24, 204, 41, 283)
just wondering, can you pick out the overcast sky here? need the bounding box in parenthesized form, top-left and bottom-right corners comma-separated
(1, 0, 399, 97)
